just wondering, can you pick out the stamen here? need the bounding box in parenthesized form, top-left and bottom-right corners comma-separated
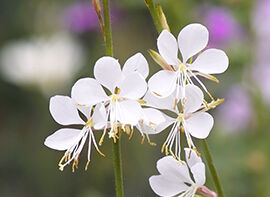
(99, 132, 106, 146)
(137, 99, 146, 104)
(75, 104, 87, 107)
(59, 165, 64, 171)
(180, 126, 185, 133)
(193, 147, 201, 156)
(85, 160, 90, 171)
(58, 155, 67, 166)
(141, 134, 145, 144)
(153, 91, 162, 97)
(97, 148, 105, 157)
(161, 141, 167, 153)
(128, 127, 134, 140)
(174, 98, 178, 110)
(146, 134, 156, 146)
(206, 91, 215, 101)
(85, 117, 93, 127)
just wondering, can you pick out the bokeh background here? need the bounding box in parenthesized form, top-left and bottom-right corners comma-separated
(0, 0, 270, 196)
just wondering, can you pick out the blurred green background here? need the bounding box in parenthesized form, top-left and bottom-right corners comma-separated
(0, 0, 270, 196)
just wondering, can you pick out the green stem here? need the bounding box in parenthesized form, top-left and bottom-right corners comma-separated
(103, 0, 113, 56)
(201, 139, 225, 197)
(102, 0, 124, 196)
(145, 0, 163, 33)
(112, 140, 124, 197)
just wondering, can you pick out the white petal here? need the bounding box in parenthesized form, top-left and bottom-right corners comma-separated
(189, 49, 229, 74)
(138, 108, 173, 135)
(118, 73, 147, 99)
(149, 175, 189, 197)
(143, 90, 176, 111)
(44, 128, 81, 151)
(191, 162, 206, 186)
(185, 112, 214, 139)
(178, 23, 209, 63)
(142, 108, 166, 124)
(93, 103, 107, 130)
(148, 70, 177, 98)
(71, 78, 109, 106)
(94, 56, 123, 92)
(157, 30, 179, 65)
(117, 100, 143, 125)
(49, 95, 84, 125)
(156, 114, 176, 133)
(122, 53, 149, 79)
(184, 84, 204, 114)
(184, 148, 202, 168)
(157, 156, 193, 184)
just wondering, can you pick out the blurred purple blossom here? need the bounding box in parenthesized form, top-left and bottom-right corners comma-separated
(252, 0, 270, 103)
(197, 5, 243, 47)
(217, 86, 253, 133)
(63, 2, 121, 34)
(252, 0, 270, 37)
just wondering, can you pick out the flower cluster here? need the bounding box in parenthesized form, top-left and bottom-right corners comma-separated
(44, 23, 228, 196)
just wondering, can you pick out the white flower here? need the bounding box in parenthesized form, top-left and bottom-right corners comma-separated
(44, 95, 106, 171)
(149, 148, 206, 197)
(136, 108, 174, 145)
(71, 54, 148, 142)
(144, 84, 213, 159)
(0, 33, 85, 95)
(148, 23, 229, 99)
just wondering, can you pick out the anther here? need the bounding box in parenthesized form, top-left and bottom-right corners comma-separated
(85, 160, 90, 171)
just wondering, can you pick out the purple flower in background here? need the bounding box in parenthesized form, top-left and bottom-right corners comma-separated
(252, 0, 270, 103)
(63, 2, 99, 33)
(63, 2, 120, 34)
(198, 6, 243, 47)
(217, 86, 253, 133)
(252, 0, 270, 37)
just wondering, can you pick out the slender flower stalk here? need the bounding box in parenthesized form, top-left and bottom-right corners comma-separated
(145, 1, 226, 196)
(144, 0, 163, 33)
(103, 0, 113, 56)
(201, 139, 225, 197)
(113, 139, 124, 197)
(102, 0, 124, 196)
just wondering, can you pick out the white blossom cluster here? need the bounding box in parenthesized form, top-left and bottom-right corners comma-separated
(44, 23, 228, 196)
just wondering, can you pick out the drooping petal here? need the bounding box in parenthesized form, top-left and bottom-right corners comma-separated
(44, 128, 82, 151)
(93, 56, 124, 92)
(184, 148, 202, 168)
(122, 53, 149, 79)
(157, 156, 193, 184)
(178, 23, 209, 63)
(148, 70, 177, 98)
(190, 162, 206, 186)
(157, 30, 179, 65)
(149, 175, 189, 197)
(92, 103, 107, 130)
(117, 100, 143, 125)
(143, 90, 176, 111)
(118, 73, 147, 100)
(49, 95, 84, 125)
(138, 108, 173, 135)
(185, 112, 214, 139)
(189, 49, 229, 74)
(184, 84, 204, 114)
(71, 78, 109, 106)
